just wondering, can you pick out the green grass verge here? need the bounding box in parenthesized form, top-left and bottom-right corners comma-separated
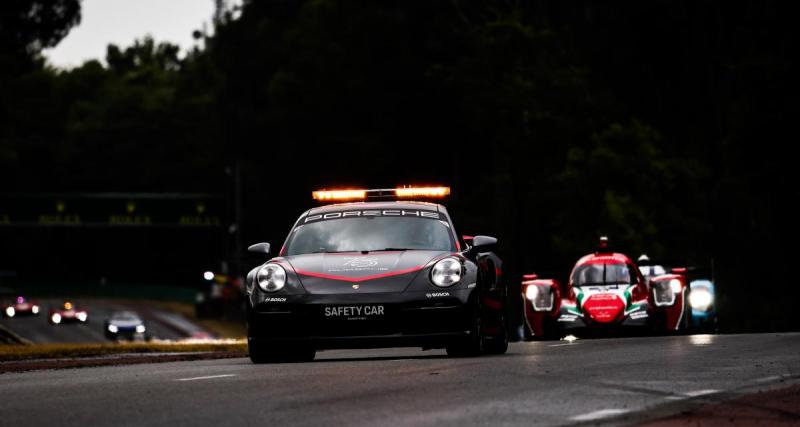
(0, 341, 247, 362)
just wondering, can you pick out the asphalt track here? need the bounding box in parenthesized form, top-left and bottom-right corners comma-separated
(0, 299, 187, 343)
(2, 333, 799, 426)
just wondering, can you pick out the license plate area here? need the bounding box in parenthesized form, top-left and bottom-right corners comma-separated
(322, 305, 386, 321)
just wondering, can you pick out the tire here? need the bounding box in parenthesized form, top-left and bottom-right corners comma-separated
(484, 327, 509, 355)
(446, 304, 484, 357)
(485, 307, 509, 354)
(249, 340, 316, 364)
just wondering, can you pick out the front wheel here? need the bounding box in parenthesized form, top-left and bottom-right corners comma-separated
(446, 304, 484, 357)
(483, 328, 508, 354)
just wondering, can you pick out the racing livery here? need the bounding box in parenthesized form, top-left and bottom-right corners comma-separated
(49, 301, 88, 325)
(522, 238, 689, 338)
(245, 187, 508, 363)
(2, 296, 40, 318)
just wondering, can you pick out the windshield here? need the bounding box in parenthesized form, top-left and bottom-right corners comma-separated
(572, 263, 636, 287)
(111, 311, 141, 321)
(284, 217, 455, 255)
(639, 265, 666, 278)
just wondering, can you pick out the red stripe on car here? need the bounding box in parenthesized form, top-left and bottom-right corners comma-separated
(294, 265, 426, 282)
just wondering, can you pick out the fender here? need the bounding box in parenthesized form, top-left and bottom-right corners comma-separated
(521, 274, 562, 338)
(648, 274, 687, 330)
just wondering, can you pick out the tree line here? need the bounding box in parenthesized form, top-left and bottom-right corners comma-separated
(1, 1, 796, 331)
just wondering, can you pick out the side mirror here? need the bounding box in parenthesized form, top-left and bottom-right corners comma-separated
(470, 235, 497, 252)
(247, 242, 271, 254)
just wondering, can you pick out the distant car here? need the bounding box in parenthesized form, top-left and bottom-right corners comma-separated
(522, 238, 690, 338)
(688, 279, 717, 331)
(2, 296, 40, 318)
(638, 256, 718, 332)
(49, 301, 88, 325)
(104, 311, 147, 341)
(245, 187, 508, 363)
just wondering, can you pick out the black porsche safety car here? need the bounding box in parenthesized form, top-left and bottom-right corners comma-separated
(245, 187, 507, 363)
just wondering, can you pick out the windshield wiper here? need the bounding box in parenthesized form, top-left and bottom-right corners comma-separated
(310, 248, 415, 254)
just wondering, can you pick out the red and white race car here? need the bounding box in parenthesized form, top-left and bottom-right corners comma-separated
(2, 296, 41, 318)
(522, 238, 689, 338)
(49, 301, 88, 325)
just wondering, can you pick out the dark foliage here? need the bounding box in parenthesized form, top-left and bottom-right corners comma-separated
(1, 0, 797, 331)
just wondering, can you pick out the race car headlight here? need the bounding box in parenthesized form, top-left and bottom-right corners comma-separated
(51, 313, 62, 324)
(5, 307, 15, 317)
(525, 285, 554, 311)
(76, 312, 88, 322)
(525, 285, 539, 301)
(257, 263, 287, 292)
(689, 288, 713, 311)
(32, 305, 39, 314)
(431, 257, 462, 287)
(653, 280, 678, 307)
(136, 325, 146, 334)
(108, 324, 119, 333)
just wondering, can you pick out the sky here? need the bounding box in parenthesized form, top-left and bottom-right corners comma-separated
(44, 0, 220, 68)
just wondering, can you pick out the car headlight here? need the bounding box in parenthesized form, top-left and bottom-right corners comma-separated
(653, 280, 678, 307)
(51, 313, 62, 324)
(689, 288, 713, 311)
(136, 325, 146, 334)
(431, 257, 462, 287)
(525, 285, 538, 301)
(76, 312, 88, 322)
(108, 324, 119, 333)
(257, 263, 287, 292)
(32, 305, 39, 314)
(669, 279, 682, 293)
(525, 285, 554, 311)
(5, 307, 15, 317)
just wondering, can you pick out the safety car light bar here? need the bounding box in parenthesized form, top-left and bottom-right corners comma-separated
(394, 186, 450, 198)
(312, 186, 451, 201)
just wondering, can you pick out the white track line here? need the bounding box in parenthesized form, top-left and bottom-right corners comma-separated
(569, 408, 629, 421)
(684, 389, 719, 397)
(666, 389, 720, 400)
(176, 374, 237, 382)
(548, 343, 581, 347)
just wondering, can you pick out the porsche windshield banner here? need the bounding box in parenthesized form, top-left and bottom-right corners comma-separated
(302, 209, 442, 224)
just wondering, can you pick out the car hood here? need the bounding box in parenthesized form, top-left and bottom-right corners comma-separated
(285, 250, 446, 294)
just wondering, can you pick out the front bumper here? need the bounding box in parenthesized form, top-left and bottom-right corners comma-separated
(557, 311, 651, 332)
(247, 289, 475, 349)
(691, 309, 717, 328)
(106, 330, 146, 341)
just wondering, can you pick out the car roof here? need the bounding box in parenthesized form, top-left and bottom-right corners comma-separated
(306, 201, 445, 216)
(575, 252, 633, 266)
